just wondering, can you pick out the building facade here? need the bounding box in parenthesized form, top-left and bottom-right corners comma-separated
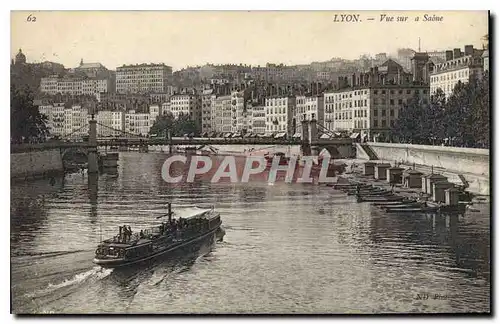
(430, 45, 484, 97)
(38, 103, 66, 138)
(149, 105, 160, 124)
(40, 76, 113, 101)
(169, 94, 201, 128)
(295, 95, 323, 136)
(96, 111, 125, 137)
(231, 91, 246, 133)
(210, 95, 232, 133)
(250, 105, 266, 134)
(125, 110, 151, 136)
(63, 105, 89, 139)
(201, 92, 213, 133)
(327, 82, 430, 141)
(265, 96, 296, 136)
(324, 93, 336, 132)
(116, 63, 173, 94)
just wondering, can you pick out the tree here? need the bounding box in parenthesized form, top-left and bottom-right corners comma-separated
(427, 88, 446, 144)
(392, 74, 490, 148)
(11, 84, 48, 143)
(148, 112, 200, 137)
(149, 112, 175, 137)
(444, 74, 489, 148)
(174, 113, 199, 136)
(391, 93, 430, 144)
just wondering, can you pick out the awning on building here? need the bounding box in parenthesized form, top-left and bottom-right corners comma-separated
(320, 134, 331, 139)
(201, 132, 208, 137)
(334, 132, 341, 136)
(292, 133, 302, 138)
(274, 132, 287, 139)
(224, 132, 233, 138)
(350, 132, 360, 139)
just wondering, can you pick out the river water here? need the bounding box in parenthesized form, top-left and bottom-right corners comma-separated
(10, 152, 490, 314)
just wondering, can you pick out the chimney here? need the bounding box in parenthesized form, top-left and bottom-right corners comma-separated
(351, 73, 356, 87)
(453, 48, 461, 59)
(464, 45, 474, 56)
(445, 50, 453, 61)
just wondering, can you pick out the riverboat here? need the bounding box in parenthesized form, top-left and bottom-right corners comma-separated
(93, 204, 224, 268)
(356, 195, 404, 202)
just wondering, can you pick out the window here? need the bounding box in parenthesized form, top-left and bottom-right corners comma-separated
(382, 109, 386, 117)
(390, 120, 395, 127)
(374, 109, 378, 116)
(398, 99, 403, 105)
(381, 99, 386, 105)
(423, 89, 427, 94)
(390, 90, 394, 94)
(354, 101, 358, 107)
(398, 90, 403, 94)
(374, 98, 378, 105)
(390, 109, 394, 117)
(390, 99, 394, 105)
(374, 120, 378, 127)
(406, 90, 411, 94)
(364, 99, 367, 106)
(374, 90, 378, 95)
(382, 120, 387, 127)
(415, 90, 420, 94)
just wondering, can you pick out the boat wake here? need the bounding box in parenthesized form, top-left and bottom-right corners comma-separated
(12, 249, 88, 259)
(26, 266, 113, 299)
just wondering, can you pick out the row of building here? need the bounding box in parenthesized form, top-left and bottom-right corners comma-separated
(36, 44, 489, 141)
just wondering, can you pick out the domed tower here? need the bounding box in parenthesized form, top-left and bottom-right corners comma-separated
(15, 49, 26, 65)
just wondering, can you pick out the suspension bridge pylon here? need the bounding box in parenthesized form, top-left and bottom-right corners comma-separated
(88, 116, 98, 173)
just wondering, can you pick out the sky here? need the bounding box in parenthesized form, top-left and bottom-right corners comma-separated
(11, 11, 489, 71)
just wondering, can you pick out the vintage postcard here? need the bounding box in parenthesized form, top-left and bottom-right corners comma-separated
(10, 10, 490, 315)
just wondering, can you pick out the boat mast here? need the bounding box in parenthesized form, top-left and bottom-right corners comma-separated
(168, 202, 172, 223)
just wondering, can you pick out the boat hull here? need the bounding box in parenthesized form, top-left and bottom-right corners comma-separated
(93, 223, 221, 269)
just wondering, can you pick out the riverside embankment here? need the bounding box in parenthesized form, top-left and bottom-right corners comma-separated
(357, 142, 490, 195)
(11, 149, 64, 180)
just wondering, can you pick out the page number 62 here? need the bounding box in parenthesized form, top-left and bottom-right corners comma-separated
(26, 14, 36, 22)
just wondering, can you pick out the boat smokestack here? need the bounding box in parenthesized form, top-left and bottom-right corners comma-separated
(168, 203, 172, 222)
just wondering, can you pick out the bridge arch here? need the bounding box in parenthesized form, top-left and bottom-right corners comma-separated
(61, 147, 88, 161)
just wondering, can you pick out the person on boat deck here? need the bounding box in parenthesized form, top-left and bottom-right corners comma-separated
(118, 226, 123, 242)
(140, 230, 144, 239)
(128, 226, 132, 240)
(122, 225, 129, 242)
